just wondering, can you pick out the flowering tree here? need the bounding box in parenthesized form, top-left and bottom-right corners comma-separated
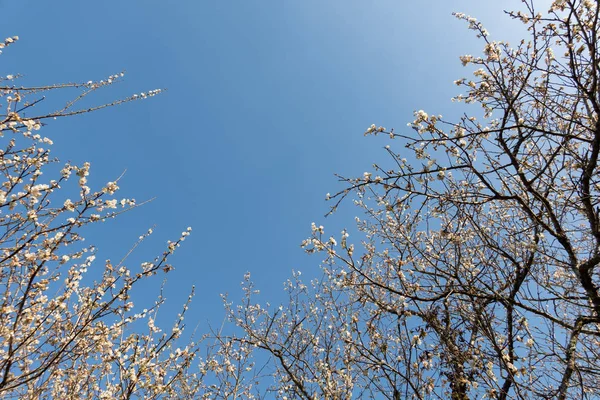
(215, 1, 600, 399)
(0, 36, 201, 399)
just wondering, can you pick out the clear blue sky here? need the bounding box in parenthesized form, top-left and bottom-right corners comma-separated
(2, 1, 525, 332)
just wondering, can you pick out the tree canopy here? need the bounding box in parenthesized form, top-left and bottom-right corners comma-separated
(0, 40, 197, 398)
(210, 1, 600, 399)
(2, 0, 600, 399)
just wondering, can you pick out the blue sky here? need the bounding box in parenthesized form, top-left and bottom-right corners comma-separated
(1, 1, 525, 331)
